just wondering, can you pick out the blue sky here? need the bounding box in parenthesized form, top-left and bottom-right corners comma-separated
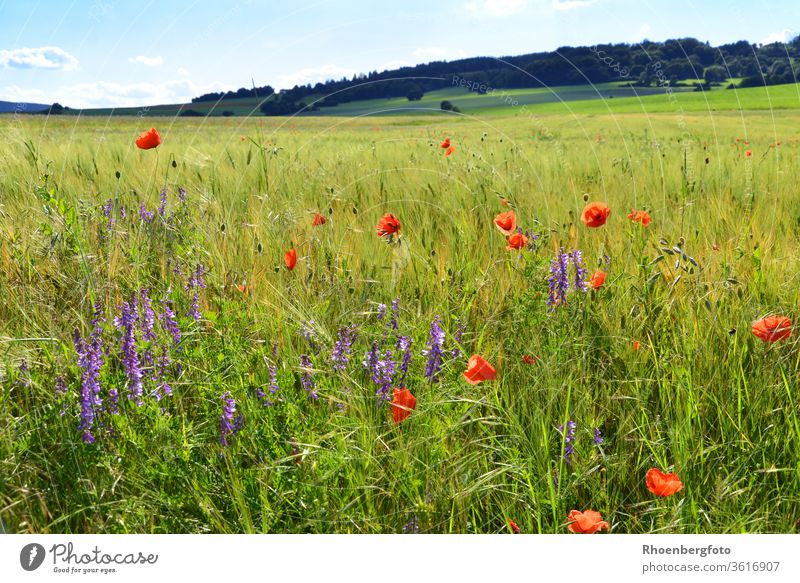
(0, 0, 798, 108)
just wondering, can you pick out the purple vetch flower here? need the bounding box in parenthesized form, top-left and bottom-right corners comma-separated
(268, 344, 279, 395)
(73, 306, 104, 443)
(120, 206, 127, 220)
(115, 297, 144, 406)
(603, 253, 611, 265)
(15, 359, 30, 388)
(570, 250, 589, 293)
(220, 391, 243, 446)
(300, 321, 320, 356)
(139, 203, 154, 223)
(547, 249, 570, 310)
(178, 187, 186, 202)
(331, 324, 357, 372)
(593, 427, 604, 445)
(451, 320, 466, 359)
(55, 375, 68, 416)
(159, 295, 181, 346)
(153, 348, 172, 401)
(375, 349, 396, 403)
(403, 516, 420, 534)
(185, 263, 207, 320)
(102, 199, 114, 230)
(157, 188, 168, 216)
(376, 303, 387, 321)
(557, 420, 577, 465)
(255, 385, 272, 407)
(524, 230, 540, 252)
(139, 288, 156, 341)
(422, 315, 445, 382)
(396, 335, 412, 386)
(363, 341, 380, 384)
(390, 297, 400, 330)
(299, 354, 317, 400)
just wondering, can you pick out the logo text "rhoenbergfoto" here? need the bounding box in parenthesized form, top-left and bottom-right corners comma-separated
(643, 545, 731, 558)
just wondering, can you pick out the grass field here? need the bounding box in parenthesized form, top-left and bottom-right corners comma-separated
(1, 108, 799, 534)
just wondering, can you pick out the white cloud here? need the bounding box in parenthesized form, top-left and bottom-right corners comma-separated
(759, 29, 795, 45)
(412, 47, 467, 62)
(377, 59, 411, 72)
(464, 0, 527, 18)
(0, 46, 78, 71)
(275, 65, 356, 90)
(640, 23, 651, 35)
(177, 67, 190, 77)
(0, 79, 233, 109)
(128, 55, 164, 67)
(552, 0, 597, 10)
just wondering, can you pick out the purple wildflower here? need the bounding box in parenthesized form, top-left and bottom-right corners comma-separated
(55, 375, 68, 416)
(452, 320, 466, 359)
(178, 187, 186, 202)
(593, 427, 604, 445)
(375, 349, 396, 403)
(390, 297, 400, 330)
(300, 321, 320, 355)
(153, 348, 172, 401)
(299, 354, 317, 400)
(570, 250, 588, 293)
(403, 516, 420, 534)
(376, 303, 387, 321)
(220, 392, 242, 446)
(547, 249, 570, 310)
(120, 206, 127, 220)
(157, 188, 167, 216)
(185, 263, 206, 320)
(363, 342, 380, 384)
(396, 335, 412, 385)
(73, 307, 104, 443)
(159, 296, 181, 346)
(140, 288, 156, 341)
(422, 316, 445, 382)
(268, 344, 279, 395)
(603, 253, 611, 265)
(558, 420, 577, 465)
(332, 324, 357, 372)
(139, 203, 154, 223)
(102, 199, 114, 230)
(115, 296, 144, 406)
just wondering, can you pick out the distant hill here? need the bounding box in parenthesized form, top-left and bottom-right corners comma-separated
(0, 100, 49, 113)
(66, 35, 800, 117)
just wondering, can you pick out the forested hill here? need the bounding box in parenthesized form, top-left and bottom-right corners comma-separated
(192, 36, 800, 112)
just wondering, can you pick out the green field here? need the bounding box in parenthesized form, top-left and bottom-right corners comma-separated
(1, 109, 799, 534)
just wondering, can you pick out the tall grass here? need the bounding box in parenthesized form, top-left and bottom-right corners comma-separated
(0, 112, 798, 533)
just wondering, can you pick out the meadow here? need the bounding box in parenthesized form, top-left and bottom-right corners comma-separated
(1, 106, 799, 534)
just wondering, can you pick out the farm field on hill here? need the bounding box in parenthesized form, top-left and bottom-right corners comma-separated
(0, 111, 798, 534)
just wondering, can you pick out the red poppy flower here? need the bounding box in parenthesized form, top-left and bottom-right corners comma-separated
(590, 271, 606, 290)
(237, 284, 248, 295)
(376, 213, 401, 237)
(633, 340, 641, 351)
(751, 315, 792, 343)
(135, 128, 161, 150)
(445, 145, 455, 157)
(581, 202, 610, 228)
(463, 354, 496, 385)
(494, 211, 517, 236)
(312, 212, 326, 227)
(508, 519, 520, 534)
(745, 150, 753, 158)
(284, 248, 297, 271)
(627, 209, 651, 227)
(391, 387, 416, 423)
(645, 468, 684, 497)
(567, 509, 609, 534)
(440, 137, 450, 149)
(506, 232, 528, 250)
(522, 354, 538, 365)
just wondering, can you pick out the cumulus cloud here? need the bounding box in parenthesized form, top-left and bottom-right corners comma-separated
(0, 46, 78, 71)
(413, 47, 467, 62)
(0, 79, 232, 109)
(128, 55, 164, 67)
(464, 0, 528, 18)
(552, 0, 597, 9)
(759, 29, 795, 45)
(275, 65, 357, 90)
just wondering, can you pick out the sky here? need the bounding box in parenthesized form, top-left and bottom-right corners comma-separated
(0, 0, 798, 108)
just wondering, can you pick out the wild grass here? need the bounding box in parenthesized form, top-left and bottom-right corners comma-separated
(0, 111, 798, 533)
